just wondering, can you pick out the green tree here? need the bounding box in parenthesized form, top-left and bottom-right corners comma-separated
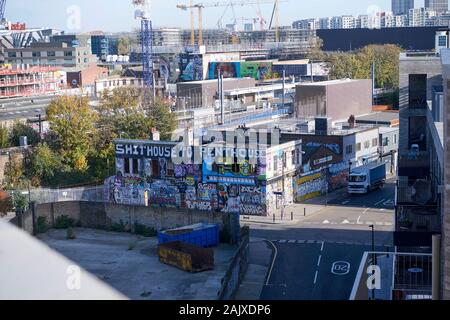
(9, 122, 40, 147)
(118, 37, 131, 55)
(325, 44, 402, 90)
(3, 153, 25, 190)
(148, 98, 177, 140)
(306, 37, 327, 62)
(26, 143, 63, 186)
(97, 87, 154, 140)
(0, 126, 9, 149)
(46, 96, 97, 172)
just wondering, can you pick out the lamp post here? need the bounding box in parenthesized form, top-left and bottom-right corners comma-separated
(369, 224, 376, 300)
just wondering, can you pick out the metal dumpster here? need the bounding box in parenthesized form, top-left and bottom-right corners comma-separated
(158, 223, 220, 248)
(158, 241, 214, 273)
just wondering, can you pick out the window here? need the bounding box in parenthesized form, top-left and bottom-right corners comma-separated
(364, 141, 370, 149)
(394, 134, 397, 145)
(356, 143, 361, 152)
(124, 158, 130, 174)
(7, 52, 16, 58)
(151, 159, 159, 177)
(64, 51, 72, 57)
(132, 159, 139, 175)
(409, 74, 427, 108)
(47, 51, 56, 57)
(346, 145, 353, 155)
(439, 35, 447, 47)
(291, 150, 296, 165)
(167, 162, 174, 176)
(32, 51, 41, 57)
(372, 138, 378, 148)
(273, 156, 278, 172)
(383, 137, 389, 147)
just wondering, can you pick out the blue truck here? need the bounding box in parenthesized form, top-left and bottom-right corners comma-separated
(348, 162, 386, 194)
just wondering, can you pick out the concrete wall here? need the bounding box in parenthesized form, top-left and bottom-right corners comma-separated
(21, 201, 234, 236)
(443, 77, 450, 300)
(296, 80, 372, 121)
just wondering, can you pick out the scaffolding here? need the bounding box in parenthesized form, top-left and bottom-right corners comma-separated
(0, 65, 59, 99)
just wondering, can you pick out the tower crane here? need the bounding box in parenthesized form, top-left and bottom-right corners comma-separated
(132, 0, 153, 106)
(177, 0, 287, 46)
(0, 0, 6, 20)
(1, 0, 7, 26)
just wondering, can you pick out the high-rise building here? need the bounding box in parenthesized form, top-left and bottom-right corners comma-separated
(425, 0, 449, 14)
(392, 0, 414, 15)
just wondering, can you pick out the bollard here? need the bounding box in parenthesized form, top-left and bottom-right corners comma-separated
(291, 212, 294, 221)
(273, 214, 275, 223)
(304, 208, 306, 217)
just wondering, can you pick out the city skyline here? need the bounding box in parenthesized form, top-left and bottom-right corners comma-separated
(5, 0, 431, 33)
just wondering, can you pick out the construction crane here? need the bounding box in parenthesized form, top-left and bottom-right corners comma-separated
(177, 0, 286, 46)
(0, 0, 5, 20)
(268, 0, 280, 43)
(0, 0, 6, 21)
(132, 0, 153, 106)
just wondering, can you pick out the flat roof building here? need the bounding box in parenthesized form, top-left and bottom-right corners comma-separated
(295, 79, 373, 121)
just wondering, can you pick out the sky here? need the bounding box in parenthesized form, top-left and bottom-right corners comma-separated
(6, 0, 427, 33)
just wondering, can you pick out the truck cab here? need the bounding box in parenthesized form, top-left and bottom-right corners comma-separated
(348, 162, 386, 195)
(348, 172, 370, 194)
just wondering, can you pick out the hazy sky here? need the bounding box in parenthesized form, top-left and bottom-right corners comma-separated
(7, 0, 427, 33)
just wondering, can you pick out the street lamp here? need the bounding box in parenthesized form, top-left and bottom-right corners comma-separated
(369, 224, 376, 300)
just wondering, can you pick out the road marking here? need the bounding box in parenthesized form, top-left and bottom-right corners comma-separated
(374, 199, 386, 206)
(357, 208, 371, 225)
(342, 219, 350, 224)
(278, 240, 287, 243)
(376, 222, 383, 226)
(320, 242, 324, 251)
(265, 240, 278, 286)
(341, 200, 351, 205)
(288, 240, 296, 243)
(322, 220, 330, 224)
(314, 270, 319, 284)
(365, 222, 373, 226)
(331, 261, 351, 275)
(317, 255, 322, 267)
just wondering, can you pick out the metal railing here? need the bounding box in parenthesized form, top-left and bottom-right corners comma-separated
(350, 251, 432, 300)
(29, 186, 107, 204)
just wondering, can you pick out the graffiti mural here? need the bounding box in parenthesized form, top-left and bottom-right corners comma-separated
(295, 172, 326, 202)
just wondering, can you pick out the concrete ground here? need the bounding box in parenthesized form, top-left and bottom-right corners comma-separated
(38, 228, 236, 300)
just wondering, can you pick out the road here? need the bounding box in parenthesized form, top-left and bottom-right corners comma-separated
(246, 181, 396, 300)
(0, 95, 100, 121)
(260, 242, 388, 300)
(0, 96, 55, 121)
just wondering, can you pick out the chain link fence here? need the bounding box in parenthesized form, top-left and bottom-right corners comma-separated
(29, 186, 108, 204)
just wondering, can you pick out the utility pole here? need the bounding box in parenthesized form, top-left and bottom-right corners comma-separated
(372, 61, 376, 106)
(219, 70, 224, 125)
(282, 68, 285, 109)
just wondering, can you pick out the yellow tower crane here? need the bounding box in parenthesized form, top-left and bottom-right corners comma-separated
(177, 0, 287, 46)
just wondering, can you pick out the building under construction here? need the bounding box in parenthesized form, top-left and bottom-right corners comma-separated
(0, 65, 60, 99)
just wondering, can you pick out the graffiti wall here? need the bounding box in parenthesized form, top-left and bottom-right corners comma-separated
(208, 62, 241, 79)
(105, 159, 270, 216)
(294, 172, 326, 202)
(240, 61, 273, 80)
(178, 53, 204, 82)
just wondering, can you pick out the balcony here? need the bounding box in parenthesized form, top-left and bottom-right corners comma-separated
(350, 251, 432, 300)
(396, 179, 438, 206)
(398, 151, 430, 177)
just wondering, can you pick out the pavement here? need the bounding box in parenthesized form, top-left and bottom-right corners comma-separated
(234, 238, 273, 300)
(38, 228, 236, 300)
